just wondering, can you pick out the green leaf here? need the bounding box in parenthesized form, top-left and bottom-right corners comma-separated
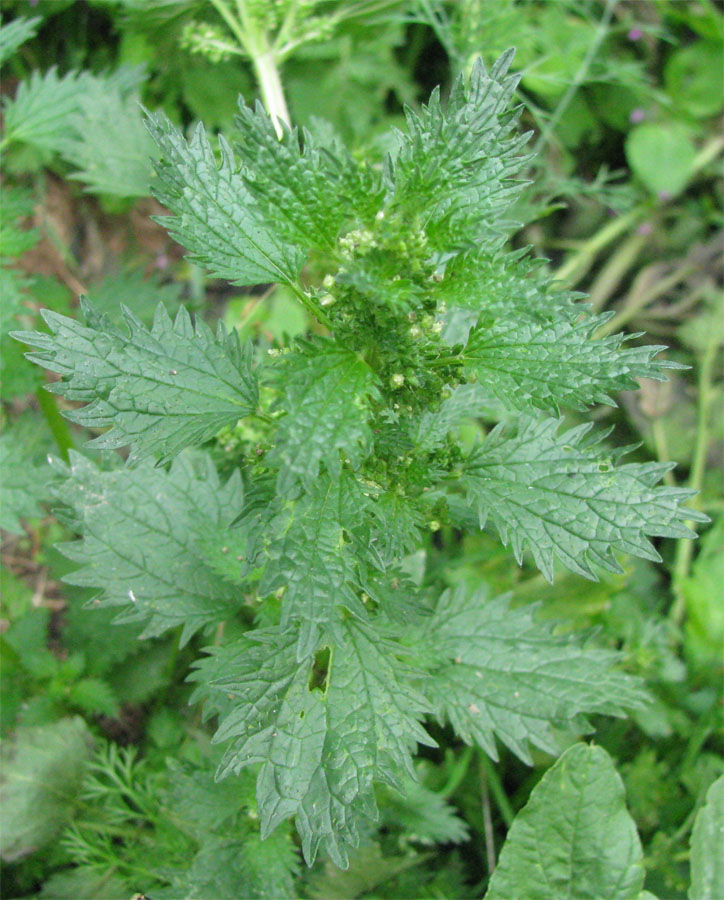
(54, 450, 244, 644)
(0, 429, 51, 533)
(67, 678, 119, 718)
(38, 867, 130, 900)
(146, 112, 304, 286)
(412, 383, 489, 453)
(625, 122, 696, 197)
(0, 15, 41, 67)
(690, 775, 724, 900)
(192, 619, 434, 867)
(85, 267, 185, 326)
(268, 339, 380, 492)
(173, 830, 299, 900)
(463, 313, 678, 414)
(233, 99, 371, 250)
(253, 476, 370, 660)
(457, 417, 707, 581)
(665, 41, 724, 119)
(2, 67, 90, 153)
(0, 717, 94, 861)
(485, 743, 645, 900)
(387, 52, 529, 252)
(59, 77, 158, 197)
(14, 301, 258, 463)
(416, 588, 646, 763)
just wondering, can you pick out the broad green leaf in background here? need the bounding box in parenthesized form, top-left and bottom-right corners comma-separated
(0, 430, 51, 533)
(1, 68, 91, 153)
(665, 41, 724, 119)
(625, 121, 696, 197)
(485, 743, 645, 900)
(689, 775, 724, 900)
(13, 301, 258, 463)
(0, 717, 94, 861)
(59, 78, 158, 197)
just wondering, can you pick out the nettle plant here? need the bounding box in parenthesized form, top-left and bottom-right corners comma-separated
(14, 54, 704, 868)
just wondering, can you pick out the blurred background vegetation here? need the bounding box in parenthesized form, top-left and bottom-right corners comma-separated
(0, 1, 722, 898)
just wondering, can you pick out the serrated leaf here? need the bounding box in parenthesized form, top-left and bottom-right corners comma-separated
(191, 619, 434, 867)
(86, 267, 184, 326)
(0, 429, 51, 533)
(268, 340, 380, 492)
(0, 717, 94, 861)
(416, 588, 646, 763)
(412, 382, 490, 453)
(14, 300, 258, 463)
(2, 67, 90, 153)
(690, 775, 724, 900)
(252, 475, 371, 660)
(458, 417, 707, 581)
(233, 99, 372, 250)
(59, 77, 157, 197)
(464, 313, 678, 414)
(485, 743, 645, 900)
(146, 112, 304, 286)
(53, 451, 244, 643)
(0, 15, 41, 67)
(386, 53, 528, 251)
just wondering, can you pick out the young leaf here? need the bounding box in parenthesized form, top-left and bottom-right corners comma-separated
(233, 99, 372, 250)
(146, 112, 305, 286)
(13, 301, 258, 463)
(485, 743, 645, 900)
(690, 775, 724, 900)
(415, 588, 646, 763)
(386, 52, 528, 251)
(192, 619, 434, 868)
(457, 417, 707, 581)
(268, 339, 380, 492)
(54, 451, 244, 644)
(253, 476, 369, 660)
(463, 313, 678, 414)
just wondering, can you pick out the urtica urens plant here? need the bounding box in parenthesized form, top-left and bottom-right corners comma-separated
(13, 53, 704, 867)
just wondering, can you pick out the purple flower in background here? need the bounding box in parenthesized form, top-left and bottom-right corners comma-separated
(658, 190, 672, 202)
(637, 222, 653, 236)
(628, 27, 643, 41)
(630, 108, 646, 124)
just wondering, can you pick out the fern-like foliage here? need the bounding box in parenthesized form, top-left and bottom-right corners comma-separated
(16, 54, 704, 868)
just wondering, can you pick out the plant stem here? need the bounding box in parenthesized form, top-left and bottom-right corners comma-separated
(35, 387, 74, 462)
(670, 326, 718, 623)
(253, 49, 290, 135)
(478, 750, 515, 828)
(587, 229, 649, 312)
(554, 207, 644, 287)
(439, 745, 474, 797)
